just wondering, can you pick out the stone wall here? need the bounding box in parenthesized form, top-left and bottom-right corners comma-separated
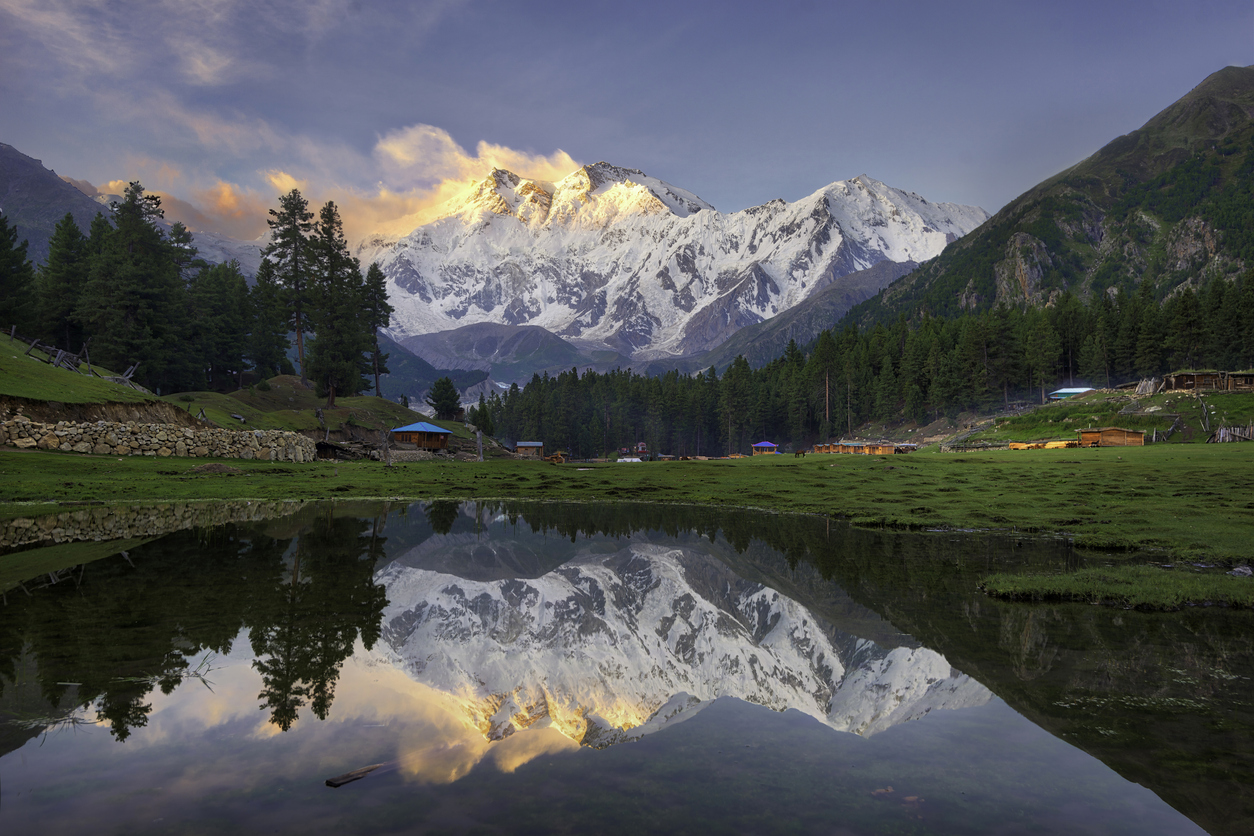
(0, 416, 317, 462)
(0, 500, 312, 551)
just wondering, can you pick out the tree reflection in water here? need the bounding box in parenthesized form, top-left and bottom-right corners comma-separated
(0, 506, 388, 743)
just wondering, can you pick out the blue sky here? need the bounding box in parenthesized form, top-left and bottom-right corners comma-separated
(1, 0, 1250, 241)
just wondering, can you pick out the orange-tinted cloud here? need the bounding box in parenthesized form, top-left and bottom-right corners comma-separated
(91, 124, 581, 245)
(375, 123, 579, 190)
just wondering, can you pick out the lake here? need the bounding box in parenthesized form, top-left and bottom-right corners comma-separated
(1, 500, 1249, 834)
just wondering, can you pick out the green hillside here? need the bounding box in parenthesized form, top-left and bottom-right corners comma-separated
(0, 343, 155, 405)
(162, 375, 450, 435)
(848, 65, 1254, 325)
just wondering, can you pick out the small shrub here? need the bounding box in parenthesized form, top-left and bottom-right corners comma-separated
(178, 394, 195, 402)
(257, 380, 272, 392)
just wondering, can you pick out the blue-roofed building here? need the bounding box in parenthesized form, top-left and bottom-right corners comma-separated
(751, 441, 778, 455)
(391, 421, 452, 450)
(1048, 387, 1095, 400)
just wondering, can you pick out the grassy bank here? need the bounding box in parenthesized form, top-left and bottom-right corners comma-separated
(3, 442, 1252, 559)
(158, 375, 428, 435)
(0, 341, 154, 404)
(982, 564, 1254, 610)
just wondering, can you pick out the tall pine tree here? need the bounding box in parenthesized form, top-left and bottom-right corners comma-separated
(361, 262, 393, 397)
(0, 211, 35, 331)
(306, 202, 369, 407)
(262, 189, 314, 379)
(34, 212, 87, 348)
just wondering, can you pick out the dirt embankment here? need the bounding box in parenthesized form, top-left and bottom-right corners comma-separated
(0, 396, 204, 428)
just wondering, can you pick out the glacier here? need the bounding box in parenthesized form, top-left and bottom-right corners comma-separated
(374, 538, 991, 748)
(360, 162, 989, 360)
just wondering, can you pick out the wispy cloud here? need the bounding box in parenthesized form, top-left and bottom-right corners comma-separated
(96, 124, 581, 245)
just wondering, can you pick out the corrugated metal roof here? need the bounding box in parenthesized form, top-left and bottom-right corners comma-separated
(516, 441, 544, 447)
(752, 441, 777, 447)
(392, 422, 452, 434)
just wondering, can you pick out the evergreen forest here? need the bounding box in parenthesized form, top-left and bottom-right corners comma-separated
(0, 183, 391, 405)
(486, 273, 1254, 457)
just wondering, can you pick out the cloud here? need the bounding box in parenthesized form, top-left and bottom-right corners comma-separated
(375, 124, 579, 190)
(60, 176, 100, 197)
(89, 121, 580, 245)
(157, 182, 272, 239)
(1, 0, 464, 87)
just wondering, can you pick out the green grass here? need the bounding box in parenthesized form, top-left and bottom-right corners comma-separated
(964, 390, 1254, 444)
(2, 442, 1252, 563)
(981, 564, 1254, 610)
(0, 343, 155, 404)
(160, 375, 440, 435)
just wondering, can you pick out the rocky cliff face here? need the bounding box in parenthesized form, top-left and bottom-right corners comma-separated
(375, 539, 990, 747)
(361, 163, 987, 360)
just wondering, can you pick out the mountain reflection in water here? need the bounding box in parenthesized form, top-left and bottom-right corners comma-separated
(0, 499, 1239, 835)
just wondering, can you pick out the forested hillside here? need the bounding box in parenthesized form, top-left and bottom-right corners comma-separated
(847, 65, 1254, 324)
(487, 274, 1254, 457)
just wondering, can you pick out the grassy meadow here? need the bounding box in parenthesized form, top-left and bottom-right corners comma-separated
(3, 442, 1251, 564)
(3, 346, 1253, 609)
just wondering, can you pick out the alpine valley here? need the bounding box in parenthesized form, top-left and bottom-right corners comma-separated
(357, 163, 987, 375)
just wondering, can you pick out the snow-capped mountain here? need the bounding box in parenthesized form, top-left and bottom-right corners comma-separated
(375, 539, 990, 747)
(361, 162, 988, 359)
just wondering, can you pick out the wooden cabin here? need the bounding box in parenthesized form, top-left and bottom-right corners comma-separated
(516, 441, 544, 459)
(391, 421, 452, 451)
(1163, 371, 1254, 392)
(751, 441, 778, 455)
(1076, 427, 1145, 448)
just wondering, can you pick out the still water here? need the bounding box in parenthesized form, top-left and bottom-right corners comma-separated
(0, 501, 1249, 834)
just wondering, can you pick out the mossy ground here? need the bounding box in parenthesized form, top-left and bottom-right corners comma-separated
(3, 442, 1251, 561)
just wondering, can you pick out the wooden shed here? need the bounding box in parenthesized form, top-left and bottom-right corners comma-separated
(1077, 427, 1145, 447)
(391, 421, 452, 451)
(751, 441, 778, 455)
(1163, 370, 1254, 392)
(516, 441, 544, 458)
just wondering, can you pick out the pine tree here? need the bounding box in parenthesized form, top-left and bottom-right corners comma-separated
(189, 261, 249, 390)
(1022, 313, 1061, 403)
(426, 376, 460, 419)
(76, 182, 193, 393)
(0, 211, 36, 331)
(306, 202, 369, 407)
(248, 258, 293, 378)
(34, 212, 87, 348)
(262, 189, 314, 378)
(361, 262, 393, 397)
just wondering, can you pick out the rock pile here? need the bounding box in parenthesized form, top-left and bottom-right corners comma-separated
(0, 416, 317, 462)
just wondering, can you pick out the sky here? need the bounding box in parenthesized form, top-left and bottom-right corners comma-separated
(1, 0, 1251, 243)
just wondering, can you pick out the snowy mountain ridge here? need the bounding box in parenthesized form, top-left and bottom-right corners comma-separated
(361, 162, 988, 359)
(375, 541, 990, 747)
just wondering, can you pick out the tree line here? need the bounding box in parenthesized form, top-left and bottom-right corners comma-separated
(486, 272, 1254, 457)
(0, 183, 392, 404)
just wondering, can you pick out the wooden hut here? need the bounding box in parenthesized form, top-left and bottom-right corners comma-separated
(390, 421, 452, 451)
(1077, 427, 1145, 447)
(751, 441, 778, 455)
(516, 441, 544, 459)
